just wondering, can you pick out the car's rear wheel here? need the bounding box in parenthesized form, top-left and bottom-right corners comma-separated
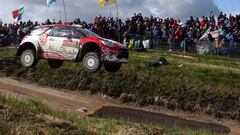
(48, 60, 64, 69)
(83, 52, 102, 72)
(104, 62, 122, 72)
(20, 49, 38, 68)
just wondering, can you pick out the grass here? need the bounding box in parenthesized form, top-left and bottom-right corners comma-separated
(0, 47, 240, 120)
(0, 94, 217, 135)
(0, 47, 17, 59)
(129, 49, 240, 87)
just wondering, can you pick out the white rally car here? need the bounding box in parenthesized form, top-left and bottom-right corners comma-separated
(16, 24, 128, 72)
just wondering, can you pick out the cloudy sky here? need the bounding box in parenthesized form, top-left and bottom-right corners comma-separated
(0, 0, 239, 23)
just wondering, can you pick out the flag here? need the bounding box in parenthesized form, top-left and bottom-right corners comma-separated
(12, 7, 24, 22)
(99, 0, 116, 7)
(47, 0, 56, 6)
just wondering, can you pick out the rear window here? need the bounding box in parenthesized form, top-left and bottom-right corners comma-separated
(31, 27, 49, 35)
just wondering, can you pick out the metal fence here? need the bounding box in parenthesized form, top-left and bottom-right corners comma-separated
(123, 34, 240, 58)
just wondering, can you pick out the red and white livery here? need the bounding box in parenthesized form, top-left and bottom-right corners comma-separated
(17, 24, 128, 72)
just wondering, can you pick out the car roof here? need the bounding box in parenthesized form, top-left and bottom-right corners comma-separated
(37, 24, 72, 28)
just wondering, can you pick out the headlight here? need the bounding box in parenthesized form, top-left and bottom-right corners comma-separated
(100, 40, 113, 47)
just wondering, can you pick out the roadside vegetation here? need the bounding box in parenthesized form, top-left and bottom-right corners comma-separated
(0, 94, 217, 135)
(0, 47, 240, 121)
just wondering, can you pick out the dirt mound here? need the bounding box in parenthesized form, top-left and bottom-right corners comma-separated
(0, 103, 94, 135)
(92, 106, 231, 134)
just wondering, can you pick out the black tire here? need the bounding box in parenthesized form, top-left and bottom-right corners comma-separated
(83, 52, 102, 73)
(104, 62, 122, 73)
(48, 60, 64, 69)
(20, 49, 38, 68)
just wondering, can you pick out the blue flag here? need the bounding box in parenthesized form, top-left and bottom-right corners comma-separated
(47, 0, 56, 6)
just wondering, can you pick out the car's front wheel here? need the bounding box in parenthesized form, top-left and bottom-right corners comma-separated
(48, 60, 64, 69)
(20, 49, 38, 68)
(104, 62, 122, 72)
(83, 52, 102, 73)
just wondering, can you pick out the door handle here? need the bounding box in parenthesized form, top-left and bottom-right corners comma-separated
(49, 38, 54, 41)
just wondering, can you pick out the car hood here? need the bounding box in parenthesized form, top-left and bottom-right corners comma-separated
(101, 38, 126, 49)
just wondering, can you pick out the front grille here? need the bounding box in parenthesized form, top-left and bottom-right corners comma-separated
(117, 49, 129, 59)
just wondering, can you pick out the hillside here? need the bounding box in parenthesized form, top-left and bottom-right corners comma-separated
(0, 47, 240, 120)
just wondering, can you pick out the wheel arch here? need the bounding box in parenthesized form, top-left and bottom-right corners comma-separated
(16, 42, 38, 58)
(77, 42, 101, 62)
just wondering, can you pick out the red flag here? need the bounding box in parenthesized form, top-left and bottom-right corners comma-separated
(12, 7, 24, 22)
(12, 10, 19, 19)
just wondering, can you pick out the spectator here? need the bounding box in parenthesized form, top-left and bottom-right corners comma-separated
(0, 11, 239, 52)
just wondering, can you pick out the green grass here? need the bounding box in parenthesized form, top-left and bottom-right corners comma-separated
(129, 49, 240, 87)
(0, 94, 217, 135)
(0, 47, 240, 120)
(2, 47, 240, 87)
(0, 47, 17, 59)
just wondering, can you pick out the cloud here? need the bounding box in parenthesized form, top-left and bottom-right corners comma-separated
(0, 0, 220, 23)
(143, 0, 220, 19)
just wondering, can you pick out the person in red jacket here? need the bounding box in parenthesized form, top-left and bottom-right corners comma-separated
(175, 26, 183, 42)
(174, 26, 184, 47)
(200, 16, 207, 27)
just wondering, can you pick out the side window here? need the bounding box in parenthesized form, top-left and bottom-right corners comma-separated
(71, 29, 84, 39)
(49, 27, 72, 38)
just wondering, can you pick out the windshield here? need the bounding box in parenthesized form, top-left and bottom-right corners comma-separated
(73, 26, 101, 38)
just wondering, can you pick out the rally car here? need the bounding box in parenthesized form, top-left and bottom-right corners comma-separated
(16, 24, 128, 72)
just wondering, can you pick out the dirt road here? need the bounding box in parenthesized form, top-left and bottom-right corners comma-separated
(0, 77, 118, 115)
(0, 77, 239, 134)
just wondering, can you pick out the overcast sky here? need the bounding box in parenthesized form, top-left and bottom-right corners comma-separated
(0, 0, 239, 23)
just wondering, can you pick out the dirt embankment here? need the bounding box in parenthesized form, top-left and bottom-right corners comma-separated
(0, 77, 240, 134)
(0, 77, 115, 115)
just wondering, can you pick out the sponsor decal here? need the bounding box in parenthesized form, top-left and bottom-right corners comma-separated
(41, 52, 66, 59)
(39, 33, 48, 46)
(46, 44, 78, 56)
(63, 39, 79, 47)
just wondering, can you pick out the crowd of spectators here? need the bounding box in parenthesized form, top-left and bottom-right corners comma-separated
(0, 12, 239, 50)
(0, 20, 38, 45)
(90, 12, 240, 49)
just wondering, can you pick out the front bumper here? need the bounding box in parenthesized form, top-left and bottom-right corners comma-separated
(102, 48, 129, 63)
(103, 54, 128, 63)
